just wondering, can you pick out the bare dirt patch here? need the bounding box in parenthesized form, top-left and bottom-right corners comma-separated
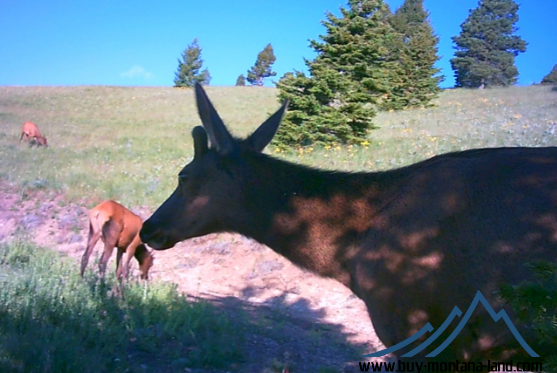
(0, 182, 390, 372)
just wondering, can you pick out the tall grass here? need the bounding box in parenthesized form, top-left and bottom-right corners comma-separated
(0, 85, 556, 207)
(0, 239, 244, 372)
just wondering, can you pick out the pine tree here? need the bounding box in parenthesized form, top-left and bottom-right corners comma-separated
(246, 44, 277, 86)
(541, 64, 557, 85)
(275, 0, 396, 148)
(309, 0, 402, 109)
(450, 0, 527, 88)
(236, 74, 246, 86)
(389, 0, 427, 35)
(174, 38, 211, 88)
(388, 0, 444, 107)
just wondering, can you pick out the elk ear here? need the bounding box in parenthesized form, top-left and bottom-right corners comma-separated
(194, 83, 236, 155)
(248, 100, 289, 153)
(192, 126, 208, 158)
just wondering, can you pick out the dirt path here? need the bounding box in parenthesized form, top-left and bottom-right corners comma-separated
(0, 183, 391, 372)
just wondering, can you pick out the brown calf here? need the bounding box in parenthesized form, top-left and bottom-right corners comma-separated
(81, 200, 154, 282)
(20, 121, 48, 147)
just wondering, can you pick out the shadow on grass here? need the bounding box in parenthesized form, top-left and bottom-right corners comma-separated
(0, 240, 367, 373)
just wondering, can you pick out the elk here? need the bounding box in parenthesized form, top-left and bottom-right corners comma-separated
(20, 121, 48, 147)
(81, 200, 154, 285)
(140, 83, 556, 365)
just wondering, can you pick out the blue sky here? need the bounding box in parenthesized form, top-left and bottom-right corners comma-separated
(1, 0, 555, 88)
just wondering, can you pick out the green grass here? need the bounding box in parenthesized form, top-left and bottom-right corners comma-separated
(0, 86, 279, 207)
(0, 239, 244, 373)
(280, 85, 557, 172)
(1, 85, 556, 207)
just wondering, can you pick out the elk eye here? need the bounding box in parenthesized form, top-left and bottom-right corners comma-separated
(178, 173, 188, 185)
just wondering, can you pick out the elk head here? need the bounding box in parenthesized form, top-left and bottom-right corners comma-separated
(140, 84, 288, 250)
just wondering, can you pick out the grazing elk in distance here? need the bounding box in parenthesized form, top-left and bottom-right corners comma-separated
(20, 121, 48, 147)
(140, 83, 556, 365)
(82, 200, 154, 287)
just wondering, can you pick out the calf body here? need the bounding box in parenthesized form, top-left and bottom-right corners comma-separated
(20, 121, 48, 147)
(81, 200, 153, 281)
(140, 84, 555, 365)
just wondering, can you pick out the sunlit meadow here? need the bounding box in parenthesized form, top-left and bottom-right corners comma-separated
(0, 85, 556, 208)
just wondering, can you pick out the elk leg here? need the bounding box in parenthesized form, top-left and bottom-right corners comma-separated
(119, 244, 136, 281)
(81, 222, 100, 277)
(134, 244, 151, 280)
(98, 218, 118, 278)
(115, 246, 135, 298)
(115, 247, 129, 280)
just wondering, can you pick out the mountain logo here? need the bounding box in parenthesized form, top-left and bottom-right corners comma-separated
(361, 290, 539, 358)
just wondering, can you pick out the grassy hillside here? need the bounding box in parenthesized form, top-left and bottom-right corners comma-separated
(0, 85, 556, 208)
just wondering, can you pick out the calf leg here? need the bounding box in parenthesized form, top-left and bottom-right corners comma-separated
(81, 222, 100, 277)
(98, 218, 119, 278)
(134, 244, 153, 280)
(115, 238, 142, 295)
(116, 245, 136, 280)
(113, 248, 127, 297)
(115, 247, 130, 279)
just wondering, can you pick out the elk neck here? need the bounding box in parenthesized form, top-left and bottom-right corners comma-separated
(226, 152, 408, 286)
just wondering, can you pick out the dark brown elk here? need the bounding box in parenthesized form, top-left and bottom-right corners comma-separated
(82, 200, 154, 284)
(140, 83, 555, 365)
(20, 121, 48, 147)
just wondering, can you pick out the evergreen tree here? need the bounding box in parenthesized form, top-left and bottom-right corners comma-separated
(388, 0, 444, 107)
(174, 38, 211, 88)
(389, 0, 427, 35)
(450, 0, 527, 88)
(235, 74, 246, 86)
(310, 0, 403, 109)
(247, 44, 277, 86)
(541, 64, 557, 85)
(275, 0, 395, 148)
